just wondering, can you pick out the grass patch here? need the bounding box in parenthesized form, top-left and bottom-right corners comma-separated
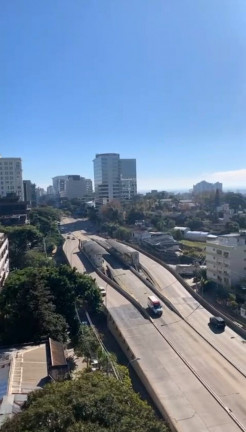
(180, 240, 206, 250)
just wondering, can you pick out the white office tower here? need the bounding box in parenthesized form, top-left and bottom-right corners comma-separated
(52, 175, 93, 200)
(94, 153, 121, 205)
(0, 233, 9, 288)
(120, 159, 137, 201)
(52, 176, 67, 196)
(0, 157, 23, 200)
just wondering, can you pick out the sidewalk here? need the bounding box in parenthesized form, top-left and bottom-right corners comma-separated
(66, 348, 87, 378)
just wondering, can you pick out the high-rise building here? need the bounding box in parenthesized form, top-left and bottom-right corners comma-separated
(193, 180, 222, 195)
(93, 153, 137, 205)
(23, 180, 32, 203)
(52, 175, 93, 200)
(0, 157, 23, 200)
(23, 180, 36, 206)
(120, 159, 137, 201)
(47, 185, 54, 196)
(52, 176, 67, 196)
(85, 179, 93, 196)
(94, 153, 121, 205)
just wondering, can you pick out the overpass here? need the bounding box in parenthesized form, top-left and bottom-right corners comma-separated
(61, 218, 246, 432)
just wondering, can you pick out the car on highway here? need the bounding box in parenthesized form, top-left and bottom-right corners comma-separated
(98, 286, 106, 297)
(209, 316, 225, 329)
(147, 295, 163, 316)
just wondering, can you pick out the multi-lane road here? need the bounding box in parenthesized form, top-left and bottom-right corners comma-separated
(61, 217, 246, 432)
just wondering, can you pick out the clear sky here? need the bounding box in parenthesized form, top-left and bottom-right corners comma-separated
(1, 0, 246, 191)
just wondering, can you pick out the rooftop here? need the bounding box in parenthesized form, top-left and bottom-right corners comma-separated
(0, 344, 48, 427)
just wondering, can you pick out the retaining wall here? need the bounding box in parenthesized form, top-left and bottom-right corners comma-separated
(122, 242, 246, 340)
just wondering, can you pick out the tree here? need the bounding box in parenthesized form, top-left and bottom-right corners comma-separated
(100, 201, 124, 224)
(214, 189, 220, 208)
(22, 250, 54, 268)
(114, 226, 132, 241)
(232, 215, 246, 229)
(30, 206, 61, 226)
(186, 217, 204, 231)
(87, 207, 100, 224)
(126, 208, 145, 225)
(224, 221, 239, 233)
(0, 266, 102, 345)
(29, 206, 64, 253)
(224, 192, 246, 211)
(0, 271, 67, 343)
(1, 225, 42, 269)
(75, 325, 99, 366)
(1, 372, 168, 432)
(173, 229, 182, 240)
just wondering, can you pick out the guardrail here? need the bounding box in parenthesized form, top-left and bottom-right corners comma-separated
(130, 265, 183, 319)
(78, 246, 150, 321)
(121, 241, 246, 340)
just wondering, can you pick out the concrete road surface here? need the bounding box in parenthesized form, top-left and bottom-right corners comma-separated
(61, 218, 246, 432)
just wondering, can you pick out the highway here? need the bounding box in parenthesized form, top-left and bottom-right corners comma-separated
(61, 218, 246, 432)
(89, 235, 246, 428)
(131, 246, 246, 376)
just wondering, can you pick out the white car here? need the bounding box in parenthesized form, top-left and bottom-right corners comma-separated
(91, 359, 99, 372)
(98, 286, 106, 297)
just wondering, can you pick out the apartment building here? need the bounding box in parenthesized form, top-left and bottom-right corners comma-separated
(0, 233, 9, 288)
(0, 157, 23, 200)
(93, 153, 137, 205)
(193, 180, 222, 195)
(52, 175, 93, 200)
(206, 233, 246, 287)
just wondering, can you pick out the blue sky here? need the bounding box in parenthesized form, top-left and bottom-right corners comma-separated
(1, 0, 246, 191)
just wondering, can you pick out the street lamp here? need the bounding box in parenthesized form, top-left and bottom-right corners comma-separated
(127, 357, 140, 367)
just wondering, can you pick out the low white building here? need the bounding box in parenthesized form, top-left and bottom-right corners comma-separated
(142, 232, 180, 252)
(206, 232, 246, 288)
(0, 233, 9, 288)
(184, 231, 217, 242)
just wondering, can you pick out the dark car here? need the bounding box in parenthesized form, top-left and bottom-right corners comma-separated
(209, 316, 226, 329)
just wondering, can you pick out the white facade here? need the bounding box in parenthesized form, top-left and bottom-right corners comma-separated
(52, 176, 67, 196)
(193, 180, 222, 194)
(206, 233, 246, 287)
(94, 154, 121, 205)
(0, 157, 23, 200)
(184, 231, 211, 242)
(52, 175, 93, 199)
(93, 154, 137, 205)
(47, 185, 54, 195)
(0, 233, 9, 288)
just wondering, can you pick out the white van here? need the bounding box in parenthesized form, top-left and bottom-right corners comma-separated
(147, 295, 163, 316)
